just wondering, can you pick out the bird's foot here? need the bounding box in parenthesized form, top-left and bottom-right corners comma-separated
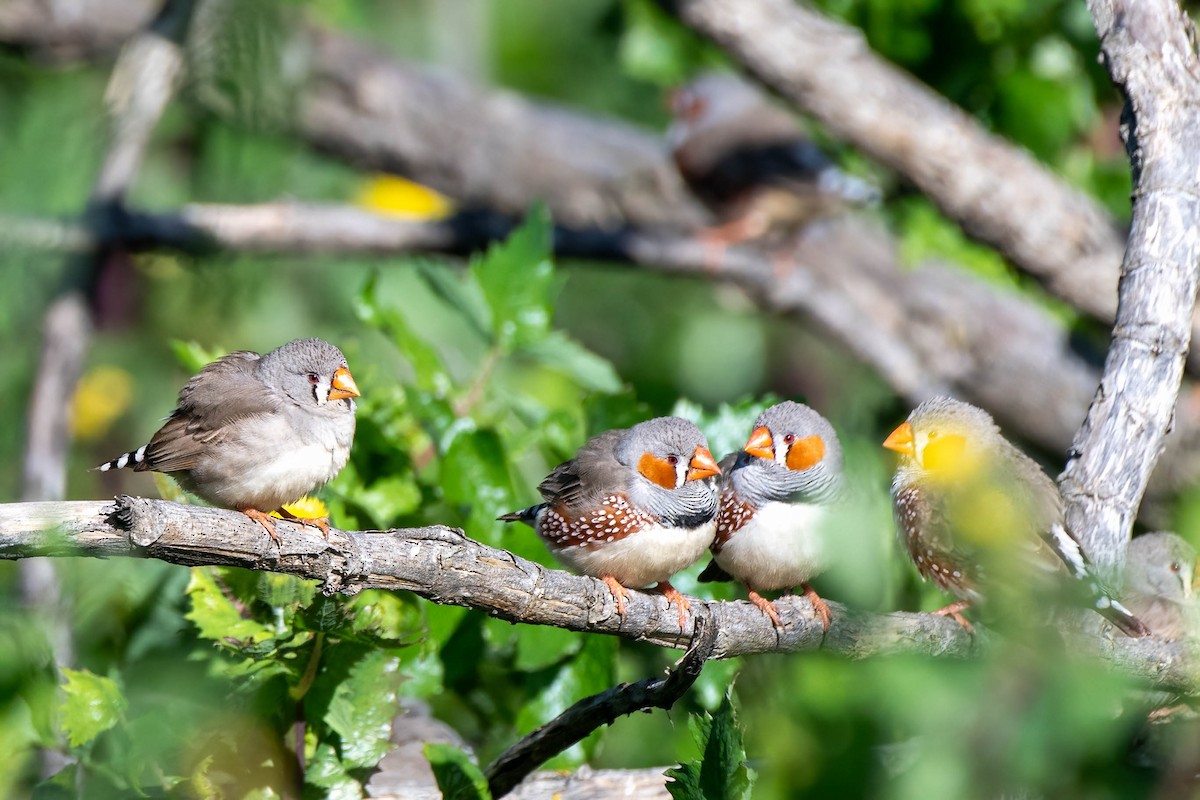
(746, 588, 784, 630)
(800, 583, 832, 632)
(275, 507, 332, 539)
(696, 217, 764, 270)
(654, 581, 692, 630)
(601, 575, 630, 618)
(240, 507, 280, 544)
(933, 600, 975, 634)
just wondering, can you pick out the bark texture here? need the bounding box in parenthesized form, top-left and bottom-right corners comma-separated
(1061, 1, 1200, 573)
(0, 499, 1193, 689)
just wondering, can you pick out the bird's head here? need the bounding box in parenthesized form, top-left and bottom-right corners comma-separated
(883, 396, 998, 482)
(618, 416, 720, 521)
(667, 71, 763, 145)
(262, 338, 360, 411)
(1127, 532, 1197, 602)
(734, 401, 843, 503)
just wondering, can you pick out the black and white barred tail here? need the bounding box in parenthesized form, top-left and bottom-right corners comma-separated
(95, 444, 149, 472)
(1045, 522, 1150, 638)
(497, 504, 544, 525)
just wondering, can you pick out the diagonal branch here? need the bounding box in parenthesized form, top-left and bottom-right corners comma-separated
(0, 498, 1193, 689)
(1059, 0, 1200, 573)
(663, 0, 1159, 357)
(484, 616, 716, 798)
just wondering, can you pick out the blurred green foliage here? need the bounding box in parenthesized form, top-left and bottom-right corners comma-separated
(0, 0, 1192, 797)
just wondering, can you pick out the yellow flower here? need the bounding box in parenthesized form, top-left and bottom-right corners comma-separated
(356, 175, 454, 220)
(71, 366, 134, 441)
(276, 496, 329, 521)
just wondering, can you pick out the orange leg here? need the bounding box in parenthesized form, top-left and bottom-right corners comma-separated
(276, 507, 332, 539)
(933, 600, 975, 634)
(746, 588, 783, 630)
(601, 575, 631, 618)
(801, 583, 832, 632)
(240, 507, 280, 544)
(696, 215, 769, 271)
(654, 581, 692, 629)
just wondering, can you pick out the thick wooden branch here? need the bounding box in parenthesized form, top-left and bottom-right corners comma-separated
(0, 499, 1192, 689)
(1060, 0, 1200, 573)
(301, 31, 706, 232)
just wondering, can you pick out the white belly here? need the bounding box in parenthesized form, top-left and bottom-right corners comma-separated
(552, 520, 716, 588)
(714, 501, 826, 590)
(186, 412, 353, 511)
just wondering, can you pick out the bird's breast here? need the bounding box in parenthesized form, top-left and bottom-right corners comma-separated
(712, 500, 826, 589)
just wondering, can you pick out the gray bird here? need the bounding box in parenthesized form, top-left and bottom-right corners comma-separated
(98, 338, 360, 541)
(699, 401, 844, 630)
(1123, 532, 1198, 642)
(884, 396, 1147, 636)
(668, 71, 879, 245)
(499, 416, 721, 627)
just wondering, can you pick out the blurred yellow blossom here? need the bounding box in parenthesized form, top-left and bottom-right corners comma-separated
(356, 174, 454, 220)
(277, 496, 329, 521)
(70, 366, 134, 441)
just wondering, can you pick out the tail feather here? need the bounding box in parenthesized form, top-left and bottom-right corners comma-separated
(697, 560, 733, 584)
(1094, 595, 1151, 638)
(95, 444, 149, 472)
(1046, 523, 1150, 637)
(497, 504, 543, 526)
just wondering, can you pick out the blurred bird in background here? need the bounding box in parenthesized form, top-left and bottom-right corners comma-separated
(668, 71, 880, 249)
(1122, 532, 1199, 642)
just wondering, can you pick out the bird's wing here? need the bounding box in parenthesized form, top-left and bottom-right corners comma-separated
(537, 429, 628, 513)
(138, 351, 280, 473)
(895, 479, 983, 601)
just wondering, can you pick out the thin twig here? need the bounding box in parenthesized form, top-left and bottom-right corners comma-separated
(484, 616, 717, 798)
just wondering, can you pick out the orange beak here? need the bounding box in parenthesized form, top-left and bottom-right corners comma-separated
(328, 366, 361, 401)
(883, 421, 915, 456)
(743, 426, 774, 461)
(687, 446, 721, 481)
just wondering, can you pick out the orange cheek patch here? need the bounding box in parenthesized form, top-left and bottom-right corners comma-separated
(786, 435, 825, 471)
(638, 453, 678, 489)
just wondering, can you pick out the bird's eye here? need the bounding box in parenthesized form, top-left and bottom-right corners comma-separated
(1170, 561, 1182, 573)
(307, 372, 320, 384)
(783, 433, 795, 444)
(667, 455, 679, 466)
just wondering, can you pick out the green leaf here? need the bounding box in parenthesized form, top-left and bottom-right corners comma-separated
(306, 742, 364, 799)
(351, 473, 423, 523)
(514, 624, 583, 672)
(168, 339, 225, 373)
(257, 571, 317, 608)
(424, 743, 492, 800)
(58, 668, 126, 747)
(415, 260, 493, 340)
(185, 568, 276, 645)
(470, 205, 555, 350)
(666, 689, 754, 800)
(519, 331, 623, 393)
(516, 635, 617, 767)
(356, 271, 452, 394)
(325, 649, 404, 769)
(619, 0, 725, 85)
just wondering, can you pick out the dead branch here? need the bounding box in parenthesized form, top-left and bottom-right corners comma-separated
(0, 498, 1192, 690)
(484, 617, 716, 798)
